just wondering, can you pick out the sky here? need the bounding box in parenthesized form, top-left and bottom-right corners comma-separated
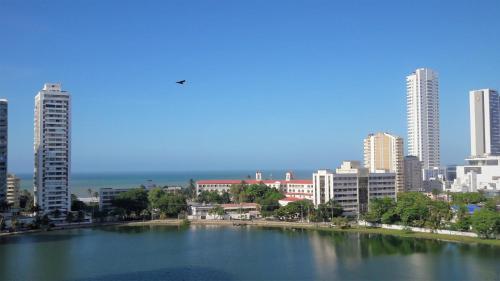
(1, 0, 500, 173)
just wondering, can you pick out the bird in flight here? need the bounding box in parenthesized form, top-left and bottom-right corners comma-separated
(176, 80, 186, 85)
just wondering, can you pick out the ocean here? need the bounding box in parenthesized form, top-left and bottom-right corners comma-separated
(17, 170, 314, 197)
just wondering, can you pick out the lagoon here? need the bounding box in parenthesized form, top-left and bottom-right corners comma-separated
(0, 225, 498, 281)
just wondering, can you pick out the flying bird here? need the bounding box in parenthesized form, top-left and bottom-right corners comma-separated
(176, 80, 186, 85)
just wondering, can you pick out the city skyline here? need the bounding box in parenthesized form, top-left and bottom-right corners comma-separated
(2, 1, 500, 173)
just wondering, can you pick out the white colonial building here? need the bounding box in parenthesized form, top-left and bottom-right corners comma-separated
(196, 171, 313, 201)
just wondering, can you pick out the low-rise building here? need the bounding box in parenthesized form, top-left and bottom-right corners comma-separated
(196, 171, 313, 201)
(98, 188, 129, 211)
(189, 202, 261, 220)
(313, 161, 396, 216)
(6, 174, 20, 208)
(450, 156, 500, 194)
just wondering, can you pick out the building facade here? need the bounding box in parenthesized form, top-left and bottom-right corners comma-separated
(406, 68, 440, 170)
(6, 174, 20, 208)
(403, 156, 423, 191)
(98, 188, 129, 211)
(34, 83, 71, 215)
(451, 156, 500, 193)
(0, 99, 7, 204)
(363, 132, 404, 192)
(313, 161, 396, 216)
(196, 171, 313, 201)
(469, 89, 500, 157)
(451, 88, 500, 194)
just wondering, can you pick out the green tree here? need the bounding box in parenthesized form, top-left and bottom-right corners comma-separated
(209, 205, 225, 219)
(66, 212, 74, 223)
(156, 193, 188, 218)
(229, 181, 247, 203)
(451, 192, 487, 205)
(453, 205, 471, 231)
(19, 190, 34, 210)
(331, 216, 350, 228)
(471, 208, 500, 238)
(275, 200, 314, 221)
(71, 194, 88, 212)
(426, 200, 452, 230)
(148, 188, 166, 210)
(111, 188, 149, 216)
(395, 192, 431, 227)
(314, 200, 343, 222)
(365, 197, 397, 223)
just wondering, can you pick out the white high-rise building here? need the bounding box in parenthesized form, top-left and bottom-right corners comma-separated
(469, 89, 500, 157)
(34, 83, 71, 216)
(451, 88, 500, 194)
(406, 68, 440, 170)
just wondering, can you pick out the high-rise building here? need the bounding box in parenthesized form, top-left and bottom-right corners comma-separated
(7, 174, 20, 208)
(34, 83, 71, 216)
(406, 68, 440, 170)
(0, 99, 7, 204)
(404, 156, 423, 191)
(451, 88, 500, 195)
(363, 132, 404, 192)
(469, 89, 500, 157)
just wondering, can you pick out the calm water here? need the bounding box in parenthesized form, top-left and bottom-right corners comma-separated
(0, 226, 498, 281)
(17, 170, 313, 196)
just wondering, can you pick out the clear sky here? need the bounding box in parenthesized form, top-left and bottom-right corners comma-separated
(1, 0, 500, 173)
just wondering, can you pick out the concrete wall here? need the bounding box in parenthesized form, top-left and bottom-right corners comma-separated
(358, 220, 478, 237)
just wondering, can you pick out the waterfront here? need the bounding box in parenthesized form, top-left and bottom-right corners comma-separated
(17, 170, 314, 196)
(0, 225, 498, 281)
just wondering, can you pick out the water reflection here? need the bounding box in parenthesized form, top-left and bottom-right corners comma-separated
(74, 266, 234, 281)
(0, 226, 498, 281)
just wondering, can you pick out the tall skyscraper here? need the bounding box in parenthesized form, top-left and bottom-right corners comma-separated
(0, 99, 7, 204)
(406, 68, 440, 170)
(34, 83, 71, 216)
(469, 89, 500, 157)
(363, 132, 404, 192)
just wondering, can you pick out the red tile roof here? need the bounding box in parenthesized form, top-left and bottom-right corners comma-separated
(197, 179, 312, 185)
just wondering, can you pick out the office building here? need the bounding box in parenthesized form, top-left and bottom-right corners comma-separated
(404, 156, 423, 191)
(34, 83, 71, 216)
(313, 161, 396, 216)
(451, 88, 500, 194)
(98, 188, 129, 211)
(6, 174, 20, 208)
(363, 132, 404, 192)
(469, 89, 500, 157)
(406, 68, 440, 170)
(451, 156, 500, 193)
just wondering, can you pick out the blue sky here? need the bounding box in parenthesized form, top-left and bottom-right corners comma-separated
(1, 0, 500, 173)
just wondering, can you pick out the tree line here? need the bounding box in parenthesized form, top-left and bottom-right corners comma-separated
(364, 192, 500, 238)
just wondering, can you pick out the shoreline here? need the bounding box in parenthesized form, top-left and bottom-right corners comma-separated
(2, 219, 499, 247)
(123, 219, 500, 247)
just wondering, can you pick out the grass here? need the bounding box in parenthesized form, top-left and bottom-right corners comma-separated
(315, 225, 500, 246)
